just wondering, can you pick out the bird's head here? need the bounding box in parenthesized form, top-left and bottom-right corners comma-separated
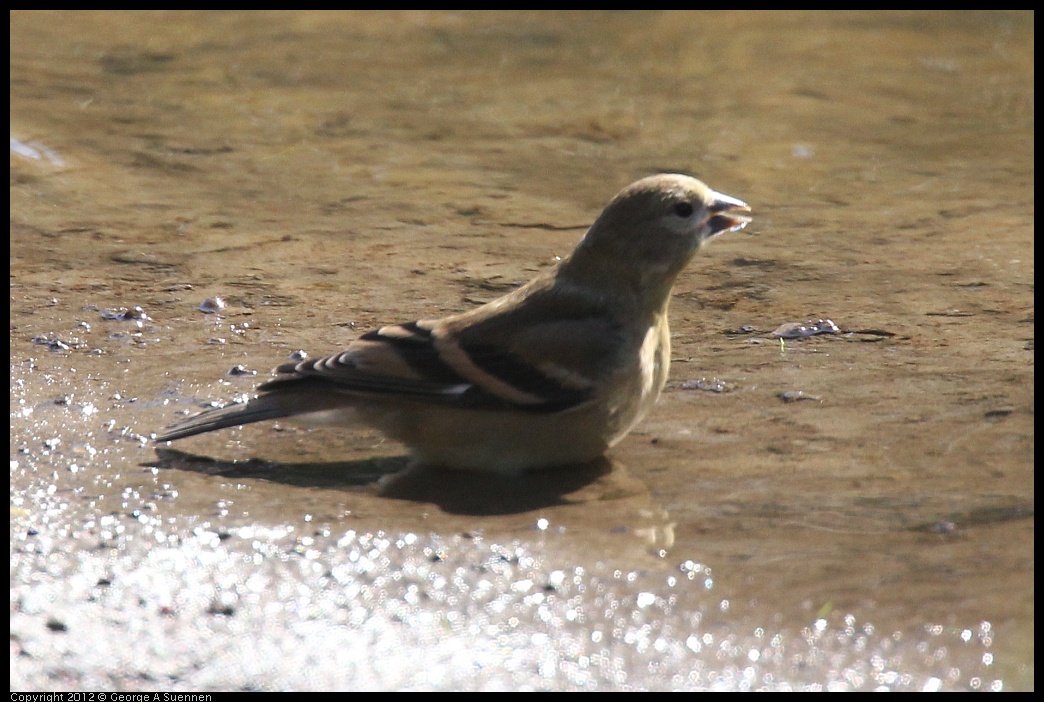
(563, 174, 751, 301)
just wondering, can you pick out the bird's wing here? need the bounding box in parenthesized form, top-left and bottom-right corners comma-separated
(261, 286, 627, 414)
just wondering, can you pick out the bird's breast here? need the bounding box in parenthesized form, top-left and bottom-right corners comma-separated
(638, 322, 670, 407)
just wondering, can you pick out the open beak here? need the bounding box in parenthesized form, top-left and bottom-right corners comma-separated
(706, 190, 752, 236)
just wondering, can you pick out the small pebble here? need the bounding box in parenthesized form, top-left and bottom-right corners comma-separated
(199, 297, 226, 314)
(770, 319, 840, 339)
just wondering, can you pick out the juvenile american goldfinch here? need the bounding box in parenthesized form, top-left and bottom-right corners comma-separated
(156, 174, 751, 473)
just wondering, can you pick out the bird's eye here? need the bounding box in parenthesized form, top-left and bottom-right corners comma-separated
(672, 202, 694, 218)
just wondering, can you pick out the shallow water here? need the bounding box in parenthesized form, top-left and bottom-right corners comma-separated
(10, 11, 1033, 690)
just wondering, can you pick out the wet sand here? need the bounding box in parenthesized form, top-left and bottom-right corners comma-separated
(11, 11, 1033, 690)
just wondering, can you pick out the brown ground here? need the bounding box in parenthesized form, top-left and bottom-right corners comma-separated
(11, 11, 1033, 691)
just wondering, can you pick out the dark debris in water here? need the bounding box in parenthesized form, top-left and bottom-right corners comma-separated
(32, 334, 83, 352)
(778, 390, 822, 403)
(678, 377, 732, 393)
(101, 306, 150, 322)
(45, 618, 68, 633)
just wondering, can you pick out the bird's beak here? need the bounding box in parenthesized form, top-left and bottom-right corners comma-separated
(706, 191, 752, 236)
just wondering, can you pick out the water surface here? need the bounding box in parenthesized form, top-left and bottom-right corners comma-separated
(11, 10, 1033, 691)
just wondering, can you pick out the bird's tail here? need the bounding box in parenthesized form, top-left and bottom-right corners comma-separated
(154, 396, 293, 442)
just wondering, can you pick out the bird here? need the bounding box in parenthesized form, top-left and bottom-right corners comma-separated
(155, 174, 751, 474)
